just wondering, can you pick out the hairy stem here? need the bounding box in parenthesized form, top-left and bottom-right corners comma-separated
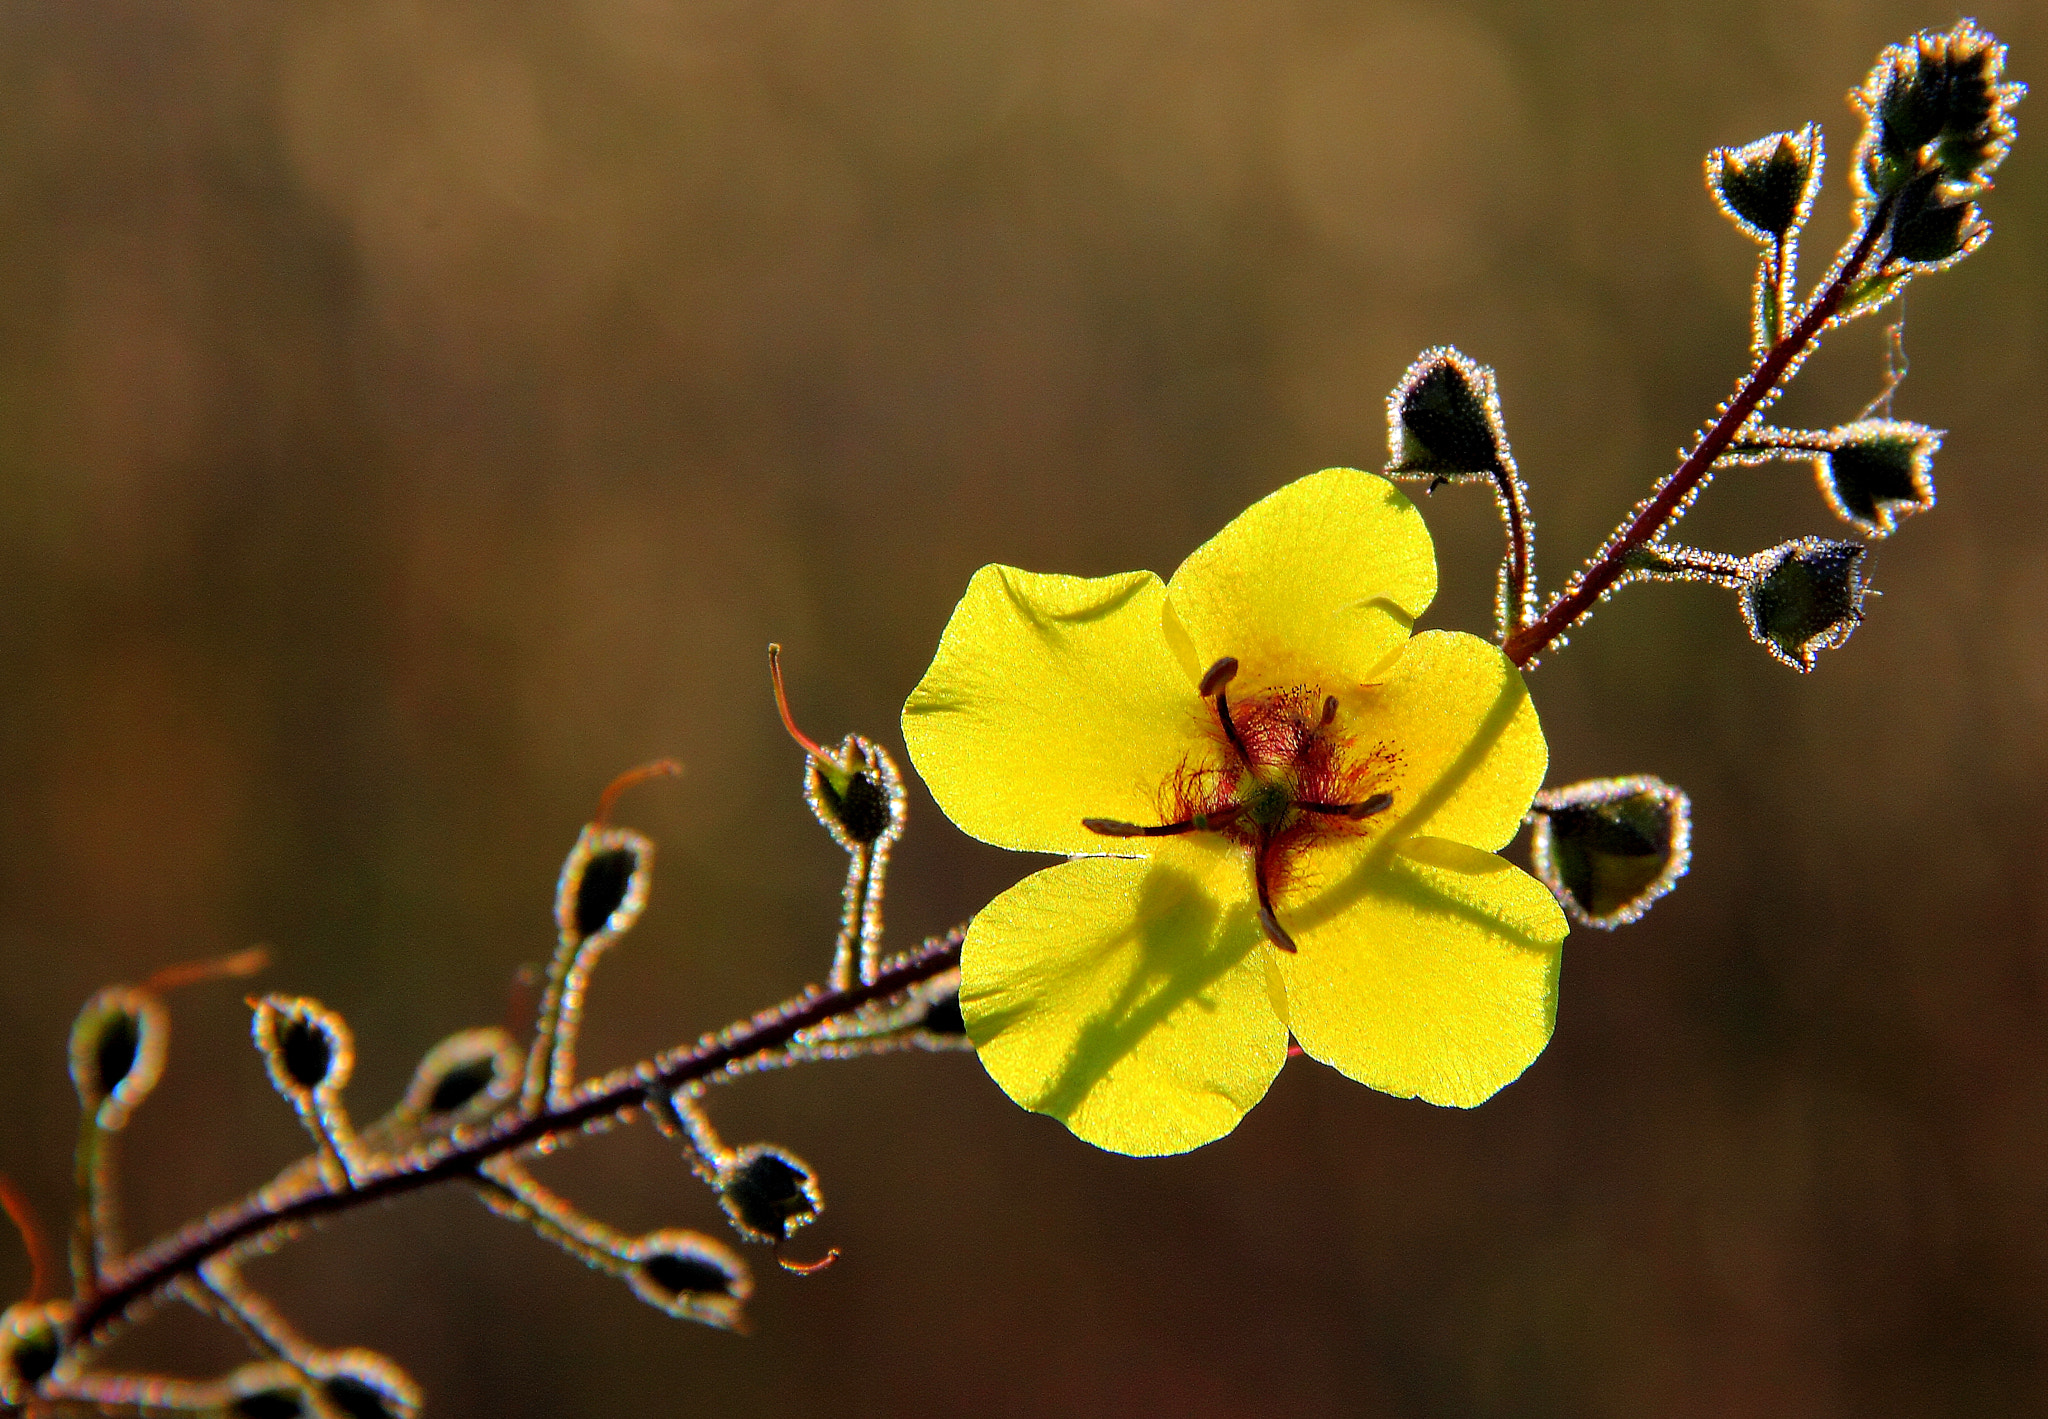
(1503, 195, 1897, 668)
(63, 931, 964, 1357)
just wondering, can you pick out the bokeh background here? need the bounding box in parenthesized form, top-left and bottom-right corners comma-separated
(0, 0, 2042, 1414)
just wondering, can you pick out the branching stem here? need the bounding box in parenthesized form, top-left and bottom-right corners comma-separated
(1503, 193, 1897, 668)
(62, 931, 964, 1358)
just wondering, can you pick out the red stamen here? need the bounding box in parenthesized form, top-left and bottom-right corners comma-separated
(776, 1243, 840, 1276)
(593, 759, 684, 827)
(144, 945, 270, 995)
(768, 644, 851, 772)
(1252, 835, 1298, 952)
(0, 1173, 53, 1303)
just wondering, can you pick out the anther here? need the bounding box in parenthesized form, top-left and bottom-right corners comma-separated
(1083, 816, 1195, 838)
(1198, 657, 1239, 697)
(768, 644, 854, 776)
(1320, 695, 1338, 726)
(1301, 792, 1395, 819)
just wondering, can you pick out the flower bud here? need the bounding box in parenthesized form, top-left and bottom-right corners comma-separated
(1706, 125, 1822, 241)
(313, 1349, 421, 1419)
(68, 987, 168, 1131)
(1855, 21, 2022, 201)
(251, 996, 354, 1098)
(1813, 419, 1939, 537)
(1384, 346, 1511, 482)
(1740, 537, 1870, 671)
(1885, 170, 1986, 269)
(625, 1230, 752, 1327)
(716, 1144, 823, 1246)
(555, 828, 652, 945)
(1529, 776, 1693, 929)
(222, 1361, 312, 1419)
(398, 1027, 521, 1126)
(0, 1300, 67, 1406)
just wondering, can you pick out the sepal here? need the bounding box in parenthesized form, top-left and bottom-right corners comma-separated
(1529, 776, 1692, 928)
(1384, 346, 1513, 482)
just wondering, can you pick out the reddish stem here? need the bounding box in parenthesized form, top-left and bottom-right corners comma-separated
(64, 932, 963, 1354)
(1503, 199, 1895, 668)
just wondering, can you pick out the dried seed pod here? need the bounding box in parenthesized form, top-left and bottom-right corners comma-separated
(69, 987, 169, 1131)
(1530, 776, 1693, 929)
(1813, 419, 1940, 536)
(716, 1145, 822, 1246)
(624, 1230, 752, 1328)
(0, 1299, 68, 1406)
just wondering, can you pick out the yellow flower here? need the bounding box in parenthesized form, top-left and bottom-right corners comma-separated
(902, 467, 1567, 1155)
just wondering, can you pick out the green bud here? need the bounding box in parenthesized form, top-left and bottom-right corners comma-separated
(717, 1144, 822, 1246)
(68, 987, 168, 1131)
(1740, 537, 1870, 671)
(1529, 776, 1693, 929)
(1706, 125, 1822, 242)
(1854, 21, 2023, 201)
(1384, 346, 1511, 482)
(1886, 170, 1985, 268)
(0, 1300, 67, 1406)
(1814, 419, 1940, 537)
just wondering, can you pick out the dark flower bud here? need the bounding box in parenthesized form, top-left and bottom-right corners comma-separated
(811, 757, 897, 846)
(717, 1145, 823, 1245)
(313, 1350, 421, 1419)
(1739, 537, 1870, 671)
(1706, 125, 1822, 241)
(1529, 777, 1692, 929)
(0, 1300, 67, 1406)
(398, 1027, 521, 1125)
(918, 986, 967, 1039)
(1384, 346, 1511, 482)
(625, 1230, 752, 1327)
(251, 996, 354, 1098)
(554, 827, 652, 945)
(1813, 419, 1940, 537)
(1855, 21, 2022, 201)
(68, 987, 168, 1131)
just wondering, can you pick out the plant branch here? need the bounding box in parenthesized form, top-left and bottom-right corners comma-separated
(63, 930, 965, 1358)
(1503, 193, 1898, 668)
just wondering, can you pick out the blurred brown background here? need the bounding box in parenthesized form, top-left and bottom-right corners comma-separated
(0, 1, 2042, 1414)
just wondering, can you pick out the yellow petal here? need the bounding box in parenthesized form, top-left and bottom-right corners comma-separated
(902, 565, 1204, 856)
(1278, 834, 1567, 1107)
(1347, 629, 1546, 852)
(962, 846, 1287, 1156)
(1164, 468, 1437, 694)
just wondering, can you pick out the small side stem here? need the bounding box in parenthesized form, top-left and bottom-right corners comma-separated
(1503, 195, 1896, 668)
(1491, 457, 1536, 638)
(63, 931, 965, 1357)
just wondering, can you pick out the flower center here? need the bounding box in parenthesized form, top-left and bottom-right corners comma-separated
(1082, 656, 1395, 953)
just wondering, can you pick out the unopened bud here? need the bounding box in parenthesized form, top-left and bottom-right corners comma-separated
(399, 1027, 521, 1125)
(0, 1300, 67, 1406)
(313, 1350, 421, 1419)
(251, 996, 354, 1097)
(68, 987, 168, 1131)
(1855, 20, 2022, 201)
(717, 1145, 822, 1246)
(1886, 170, 1986, 268)
(625, 1230, 752, 1327)
(555, 828, 652, 945)
(1739, 537, 1871, 671)
(1529, 776, 1693, 929)
(1384, 346, 1511, 481)
(1706, 125, 1822, 241)
(223, 1361, 312, 1419)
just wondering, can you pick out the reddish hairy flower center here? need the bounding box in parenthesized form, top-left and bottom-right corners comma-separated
(1083, 657, 1396, 952)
